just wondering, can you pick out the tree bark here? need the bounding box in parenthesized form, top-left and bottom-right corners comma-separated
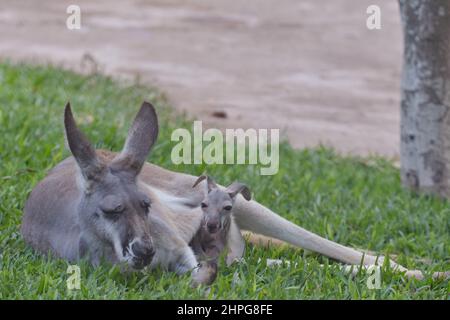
(399, 0, 450, 197)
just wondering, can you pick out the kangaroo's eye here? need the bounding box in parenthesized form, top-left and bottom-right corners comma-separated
(201, 202, 208, 208)
(141, 198, 151, 208)
(102, 204, 124, 214)
(141, 199, 151, 215)
(223, 205, 232, 211)
(100, 195, 124, 214)
(101, 205, 124, 219)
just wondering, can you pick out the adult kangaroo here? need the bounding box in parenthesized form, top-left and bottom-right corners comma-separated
(22, 102, 448, 280)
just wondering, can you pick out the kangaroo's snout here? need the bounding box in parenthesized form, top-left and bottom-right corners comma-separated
(127, 238, 154, 269)
(132, 240, 154, 259)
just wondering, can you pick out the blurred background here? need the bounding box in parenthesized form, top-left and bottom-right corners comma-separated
(0, 0, 402, 157)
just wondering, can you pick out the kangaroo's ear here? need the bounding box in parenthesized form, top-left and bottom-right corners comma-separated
(226, 182, 251, 201)
(64, 102, 104, 181)
(192, 175, 207, 188)
(192, 174, 217, 193)
(111, 102, 159, 175)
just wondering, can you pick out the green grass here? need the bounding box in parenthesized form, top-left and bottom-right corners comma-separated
(0, 61, 448, 299)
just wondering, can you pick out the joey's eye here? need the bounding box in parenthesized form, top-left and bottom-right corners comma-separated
(201, 202, 208, 208)
(223, 205, 232, 211)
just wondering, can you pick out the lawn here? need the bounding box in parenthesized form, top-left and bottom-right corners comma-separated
(0, 62, 448, 299)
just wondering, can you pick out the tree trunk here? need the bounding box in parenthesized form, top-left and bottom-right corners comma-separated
(399, 0, 450, 197)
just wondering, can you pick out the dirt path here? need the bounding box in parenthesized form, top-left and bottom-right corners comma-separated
(0, 0, 403, 158)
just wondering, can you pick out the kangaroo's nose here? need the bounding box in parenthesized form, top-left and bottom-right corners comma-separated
(207, 222, 219, 233)
(131, 241, 154, 265)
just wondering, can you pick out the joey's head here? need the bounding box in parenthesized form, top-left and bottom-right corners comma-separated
(65, 102, 158, 269)
(192, 175, 251, 234)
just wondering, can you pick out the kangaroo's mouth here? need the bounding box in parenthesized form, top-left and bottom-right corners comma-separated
(130, 255, 153, 270)
(120, 250, 154, 270)
(121, 240, 155, 270)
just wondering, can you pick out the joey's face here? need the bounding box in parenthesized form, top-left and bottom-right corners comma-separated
(200, 189, 234, 234)
(79, 171, 154, 269)
(193, 176, 251, 234)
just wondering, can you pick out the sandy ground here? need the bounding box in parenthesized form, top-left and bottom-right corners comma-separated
(0, 0, 403, 157)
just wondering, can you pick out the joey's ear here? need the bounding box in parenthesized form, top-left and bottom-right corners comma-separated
(111, 101, 159, 175)
(64, 102, 104, 181)
(192, 175, 217, 193)
(226, 182, 251, 201)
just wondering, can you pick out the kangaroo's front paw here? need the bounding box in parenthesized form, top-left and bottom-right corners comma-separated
(170, 247, 198, 275)
(226, 253, 244, 266)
